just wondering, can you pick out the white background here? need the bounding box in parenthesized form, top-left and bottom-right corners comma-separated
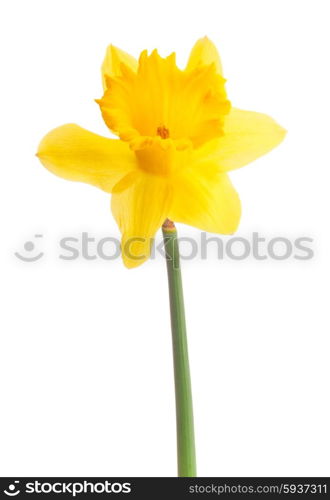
(1, 0, 329, 477)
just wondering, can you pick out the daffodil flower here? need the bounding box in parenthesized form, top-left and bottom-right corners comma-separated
(37, 37, 285, 268)
(36, 38, 286, 477)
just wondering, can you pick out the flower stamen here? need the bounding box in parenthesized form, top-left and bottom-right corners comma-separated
(157, 126, 170, 139)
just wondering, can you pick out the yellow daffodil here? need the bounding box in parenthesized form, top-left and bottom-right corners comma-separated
(36, 37, 287, 477)
(37, 37, 286, 268)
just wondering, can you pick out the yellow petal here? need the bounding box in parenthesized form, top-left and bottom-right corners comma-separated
(37, 124, 137, 193)
(168, 161, 241, 234)
(208, 107, 287, 172)
(186, 36, 223, 75)
(101, 45, 138, 90)
(111, 172, 171, 268)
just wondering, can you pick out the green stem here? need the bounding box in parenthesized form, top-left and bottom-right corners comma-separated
(162, 219, 196, 477)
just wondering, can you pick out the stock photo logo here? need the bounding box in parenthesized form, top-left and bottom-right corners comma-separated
(14, 234, 44, 262)
(3, 480, 20, 496)
(14, 232, 314, 264)
(2, 480, 131, 497)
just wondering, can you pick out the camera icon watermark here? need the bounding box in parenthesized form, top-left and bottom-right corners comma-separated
(14, 234, 44, 262)
(4, 480, 20, 496)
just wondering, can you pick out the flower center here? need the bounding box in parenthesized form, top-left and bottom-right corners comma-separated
(98, 50, 230, 149)
(157, 125, 170, 139)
